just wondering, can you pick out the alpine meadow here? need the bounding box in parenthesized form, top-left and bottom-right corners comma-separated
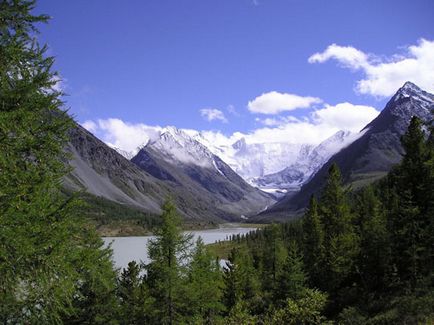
(1, 0, 433, 324)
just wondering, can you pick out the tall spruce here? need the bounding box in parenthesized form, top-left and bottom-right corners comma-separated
(261, 223, 287, 302)
(355, 186, 390, 294)
(319, 163, 359, 292)
(387, 116, 433, 290)
(118, 261, 153, 325)
(186, 237, 224, 323)
(0, 1, 117, 323)
(222, 245, 261, 315)
(145, 200, 193, 324)
(302, 196, 324, 287)
(275, 241, 307, 305)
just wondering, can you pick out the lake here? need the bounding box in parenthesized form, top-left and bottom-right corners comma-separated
(103, 224, 258, 270)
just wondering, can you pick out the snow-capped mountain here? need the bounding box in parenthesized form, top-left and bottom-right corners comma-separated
(191, 133, 315, 181)
(130, 127, 275, 220)
(259, 82, 434, 220)
(131, 126, 358, 196)
(249, 130, 365, 195)
(111, 125, 363, 196)
(146, 126, 219, 169)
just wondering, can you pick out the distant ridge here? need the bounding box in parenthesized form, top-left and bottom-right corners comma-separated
(258, 82, 434, 220)
(131, 127, 275, 221)
(64, 123, 274, 223)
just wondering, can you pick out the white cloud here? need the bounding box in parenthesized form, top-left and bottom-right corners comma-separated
(82, 120, 97, 133)
(200, 108, 228, 123)
(81, 102, 379, 157)
(247, 91, 322, 114)
(309, 39, 434, 97)
(312, 103, 379, 132)
(255, 116, 301, 127)
(308, 44, 369, 70)
(81, 118, 162, 155)
(236, 102, 378, 145)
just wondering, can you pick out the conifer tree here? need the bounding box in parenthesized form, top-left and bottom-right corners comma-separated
(222, 245, 261, 315)
(261, 224, 287, 300)
(0, 1, 117, 322)
(118, 261, 153, 325)
(387, 116, 433, 290)
(355, 186, 390, 294)
(302, 196, 324, 287)
(145, 200, 193, 324)
(186, 237, 224, 323)
(275, 241, 307, 305)
(318, 163, 359, 292)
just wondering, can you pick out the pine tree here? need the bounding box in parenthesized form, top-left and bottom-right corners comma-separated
(355, 186, 390, 294)
(275, 241, 307, 305)
(223, 245, 261, 315)
(145, 200, 193, 324)
(261, 224, 287, 301)
(318, 163, 359, 292)
(0, 1, 118, 322)
(186, 237, 224, 323)
(61, 229, 120, 325)
(387, 116, 433, 290)
(117, 261, 154, 325)
(302, 196, 324, 287)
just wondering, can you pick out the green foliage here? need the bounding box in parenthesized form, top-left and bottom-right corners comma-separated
(223, 245, 262, 315)
(224, 301, 258, 325)
(302, 196, 324, 287)
(355, 186, 390, 293)
(275, 241, 306, 304)
(320, 164, 360, 296)
(76, 192, 161, 235)
(383, 116, 434, 291)
(185, 237, 224, 322)
(60, 229, 119, 324)
(145, 200, 193, 324)
(118, 261, 153, 324)
(0, 1, 119, 323)
(260, 223, 287, 301)
(266, 288, 330, 325)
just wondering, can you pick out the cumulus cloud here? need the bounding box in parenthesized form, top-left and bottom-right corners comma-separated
(255, 116, 301, 127)
(312, 103, 379, 131)
(241, 102, 379, 145)
(248, 91, 322, 114)
(308, 44, 369, 70)
(200, 108, 228, 123)
(308, 39, 434, 97)
(81, 118, 162, 154)
(81, 102, 379, 157)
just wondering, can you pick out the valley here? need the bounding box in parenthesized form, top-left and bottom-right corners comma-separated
(2, 1, 433, 322)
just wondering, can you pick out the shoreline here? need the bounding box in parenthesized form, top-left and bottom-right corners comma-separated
(99, 222, 266, 238)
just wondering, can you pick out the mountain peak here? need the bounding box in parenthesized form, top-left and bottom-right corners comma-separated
(394, 82, 433, 102)
(400, 81, 421, 92)
(395, 81, 425, 98)
(232, 137, 247, 151)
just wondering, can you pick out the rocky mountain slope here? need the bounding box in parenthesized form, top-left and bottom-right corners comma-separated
(191, 134, 313, 182)
(64, 124, 273, 223)
(259, 82, 434, 220)
(131, 127, 275, 220)
(249, 130, 362, 195)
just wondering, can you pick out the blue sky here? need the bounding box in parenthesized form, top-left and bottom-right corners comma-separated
(37, 0, 434, 152)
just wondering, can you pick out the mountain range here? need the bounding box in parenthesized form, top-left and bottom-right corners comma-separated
(63, 124, 274, 225)
(258, 81, 434, 220)
(66, 82, 433, 225)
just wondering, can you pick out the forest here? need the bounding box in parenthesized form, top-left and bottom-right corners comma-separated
(1, 1, 433, 324)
